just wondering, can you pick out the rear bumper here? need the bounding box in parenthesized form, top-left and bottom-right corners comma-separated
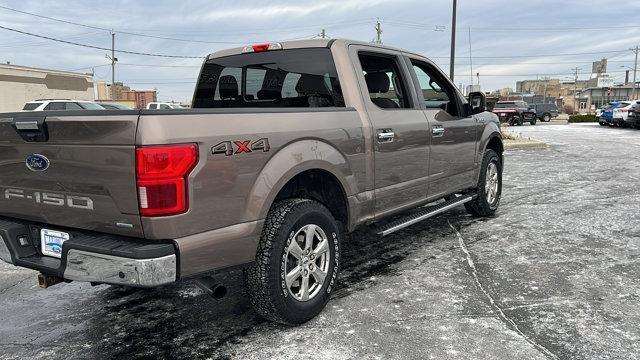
(0, 217, 176, 287)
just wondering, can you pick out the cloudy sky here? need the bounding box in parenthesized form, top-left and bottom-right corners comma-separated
(2, 0, 640, 102)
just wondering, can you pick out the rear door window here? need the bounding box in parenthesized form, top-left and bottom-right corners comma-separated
(22, 103, 42, 110)
(149, 104, 158, 109)
(193, 48, 344, 108)
(358, 53, 411, 109)
(65, 102, 83, 110)
(44, 102, 64, 110)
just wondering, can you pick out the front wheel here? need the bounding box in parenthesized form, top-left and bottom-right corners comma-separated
(530, 118, 537, 125)
(244, 198, 341, 325)
(465, 149, 502, 217)
(543, 113, 551, 122)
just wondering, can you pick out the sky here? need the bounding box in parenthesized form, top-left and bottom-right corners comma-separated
(1, 0, 640, 102)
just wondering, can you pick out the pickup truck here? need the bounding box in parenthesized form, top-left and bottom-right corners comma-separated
(0, 39, 503, 325)
(493, 100, 537, 125)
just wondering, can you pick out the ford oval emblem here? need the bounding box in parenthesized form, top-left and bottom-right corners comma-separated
(25, 154, 50, 172)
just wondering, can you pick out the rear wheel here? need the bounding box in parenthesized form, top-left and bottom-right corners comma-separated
(530, 118, 537, 125)
(543, 113, 551, 122)
(244, 198, 341, 325)
(466, 149, 502, 217)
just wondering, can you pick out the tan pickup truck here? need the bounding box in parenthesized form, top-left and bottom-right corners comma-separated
(0, 39, 502, 324)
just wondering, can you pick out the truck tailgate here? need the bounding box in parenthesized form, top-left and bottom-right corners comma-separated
(0, 111, 143, 237)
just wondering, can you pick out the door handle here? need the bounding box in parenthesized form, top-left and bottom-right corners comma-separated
(431, 126, 445, 137)
(377, 129, 395, 142)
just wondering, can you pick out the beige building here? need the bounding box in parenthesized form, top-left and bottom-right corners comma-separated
(516, 79, 563, 98)
(96, 81, 156, 109)
(96, 81, 131, 101)
(0, 63, 94, 112)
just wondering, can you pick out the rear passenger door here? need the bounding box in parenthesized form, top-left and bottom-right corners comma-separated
(406, 57, 477, 198)
(351, 46, 431, 217)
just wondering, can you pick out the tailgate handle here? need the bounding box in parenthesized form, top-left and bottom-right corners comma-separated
(12, 117, 49, 142)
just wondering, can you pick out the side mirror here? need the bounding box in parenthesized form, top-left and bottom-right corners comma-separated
(468, 92, 486, 115)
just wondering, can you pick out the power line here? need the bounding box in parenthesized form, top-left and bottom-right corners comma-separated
(0, 4, 241, 44)
(0, 5, 371, 42)
(0, 25, 205, 58)
(430, 49, 629, 59)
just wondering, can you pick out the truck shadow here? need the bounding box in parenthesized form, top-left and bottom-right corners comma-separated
(88, 209, 474, 360)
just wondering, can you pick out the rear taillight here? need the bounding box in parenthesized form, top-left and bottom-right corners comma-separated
(136, 144, 198, 217)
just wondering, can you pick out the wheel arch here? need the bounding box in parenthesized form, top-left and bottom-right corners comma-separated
(243, 139, 356, 230)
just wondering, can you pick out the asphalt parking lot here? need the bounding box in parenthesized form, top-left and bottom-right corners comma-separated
(1, 123, 639, 360)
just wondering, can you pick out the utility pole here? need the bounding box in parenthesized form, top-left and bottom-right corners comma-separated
(320, 29, 326, 39)
(374, 19, 382, 45)
(631, 45, 639, 99)
(449, 0, 457, 80)
(105, 31, 118, 101)
(572, 67, 581, 113)
(468, 27, 473, 88)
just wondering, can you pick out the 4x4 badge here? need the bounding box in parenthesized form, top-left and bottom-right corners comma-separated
(212, 138, 270, 156)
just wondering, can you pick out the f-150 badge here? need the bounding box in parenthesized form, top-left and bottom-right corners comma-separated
(212, 138, 270, 156)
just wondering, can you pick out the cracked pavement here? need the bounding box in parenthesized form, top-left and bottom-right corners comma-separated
(1, 123, 639, 359)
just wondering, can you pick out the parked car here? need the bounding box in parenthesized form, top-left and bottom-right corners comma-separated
(601, 101, 632, 127)
(529, 103, 558, 122)
(0, 39, 503, 325)
(22, 99, 106, 111)
(624, 101, 640, 129)
(596, 103, 613, 125)
(597, 102, 616, 126)
(612, 101, 635, 127)
(492, 100, 537, 125)
(99, 102, 133, 110)
(147, 102, 188, 110)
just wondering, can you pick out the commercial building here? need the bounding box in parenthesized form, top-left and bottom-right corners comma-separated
(576, 85, 639, 113)
(96, 81, 130, 101)
(120, 90, 156, 109)
(516, 79, 562, 98)
(96, 80, 157, 109)
(0, 63, 94, 112)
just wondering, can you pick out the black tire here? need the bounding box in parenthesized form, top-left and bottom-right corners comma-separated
(465, 149, 502, 217)
(244, 198, 341, 325)
(517, 116, 524, 126)
(530, 118, 537, 125)
(599, 121, 607, 126)
(543, 113, 551, 122)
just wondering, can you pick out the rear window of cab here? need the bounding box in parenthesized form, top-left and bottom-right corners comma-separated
(193, 48, 345, 108)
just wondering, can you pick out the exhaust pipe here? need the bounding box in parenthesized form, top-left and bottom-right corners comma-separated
(194, 276, 227, 300)
(37, 273, 63, 288)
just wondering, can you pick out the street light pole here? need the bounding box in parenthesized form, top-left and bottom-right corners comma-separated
(631, 45, 639, 100)
(449, 0, 457, 80)
(111, 31, 115, 101)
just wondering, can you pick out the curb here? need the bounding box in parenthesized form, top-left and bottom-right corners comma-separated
(504, 140, 548, 150)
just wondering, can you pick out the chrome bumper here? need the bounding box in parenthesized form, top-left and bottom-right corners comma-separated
(0, 216, 177, 288)
(64, 250, 177, 287)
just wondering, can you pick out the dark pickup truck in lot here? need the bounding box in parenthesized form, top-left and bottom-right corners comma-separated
(529, 103, 559, 122)
(493, 100, 537, 125)
(0, 39, 503, 324)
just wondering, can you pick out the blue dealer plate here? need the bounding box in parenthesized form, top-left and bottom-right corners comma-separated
(40, 229, 70, 258)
